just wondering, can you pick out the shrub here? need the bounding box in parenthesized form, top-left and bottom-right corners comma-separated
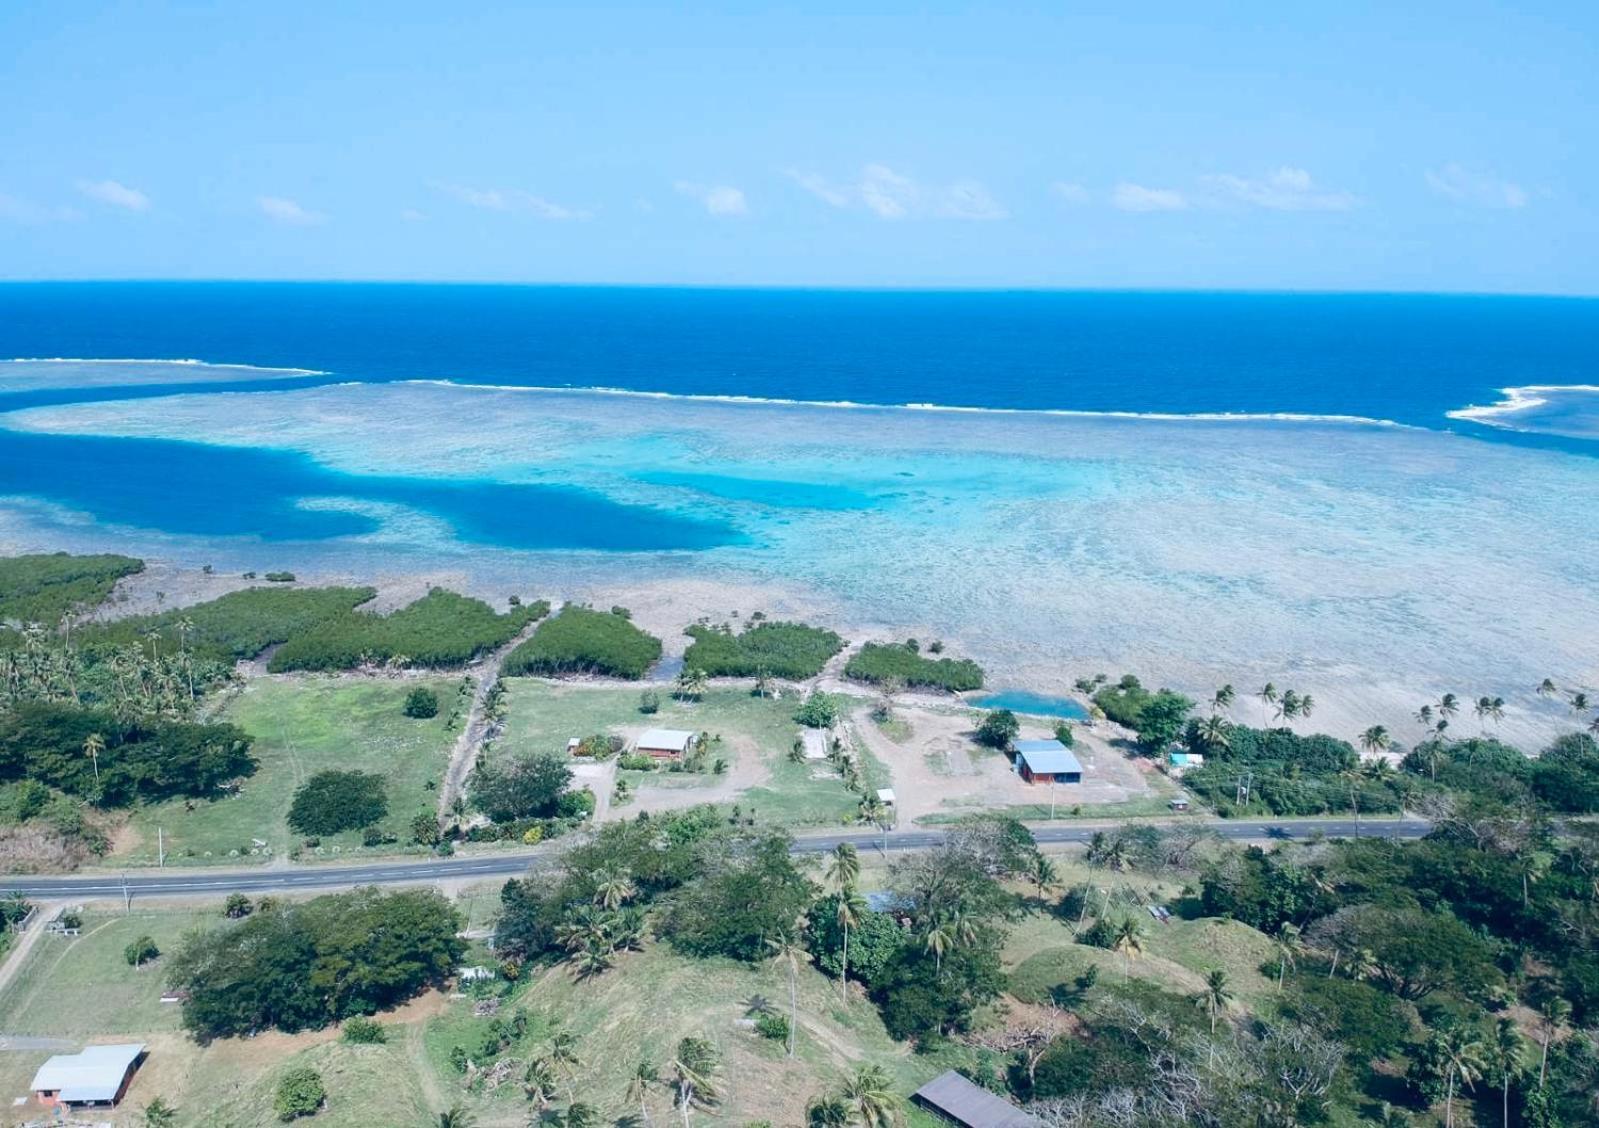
(410, 812, 441, 845)
(1053, 721, 1075, 747)
(403, 687, 439, 718)
(263, 572, 296, 583)
(502, 605, 662, 679)
(224, 893, 253, 918)
(274, 1067, 325, 1121)
(639, 690, 661, 714)
(0, 552, 143, 624)
(124, 934, 160, 966)
(975, 709, 1020, 749)
(754, 1010, 790, 1041)
(844, 641, 983, 692)
(269, 590, 546, 672)
(795, 692, 842, 729)
(287, 770, 388, 836)
(618, 753, 656, 771)
(682, 620, 845, 679)
(557, 788, 597, 820)
(341, 1016, 387, 1044)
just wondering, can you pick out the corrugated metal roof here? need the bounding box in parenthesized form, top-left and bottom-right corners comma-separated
(636, 728, 696, 752)
(1014, 739, 1082, 775)
(912, 1071, 1041, 1127)
(31, 1043, 144, 1103)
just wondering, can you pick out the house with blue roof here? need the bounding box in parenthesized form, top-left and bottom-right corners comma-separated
(1013, 739, 1082, 784)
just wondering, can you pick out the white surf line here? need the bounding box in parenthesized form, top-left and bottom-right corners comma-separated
(5, 357, 329, 376)
(398, 379, 1419, 429)
(1447, 383, 1599, 428)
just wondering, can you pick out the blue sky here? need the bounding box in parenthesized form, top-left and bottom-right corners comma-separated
(2, 1, 1594, 292)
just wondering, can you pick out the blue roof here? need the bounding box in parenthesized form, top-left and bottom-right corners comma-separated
(1014, 739, 1082, 774)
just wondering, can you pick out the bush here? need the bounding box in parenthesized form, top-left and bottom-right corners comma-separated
(844, 642, 983, 692)
(224, 893, 253, 919)
(557, 788, 597, 820)
(402, 688, 439, 718)
(269, 590, 546, 672)
(502, 605, 662, 679)
(341, 1016, 387, 1044)
(754, 1010, 790, 1041)
(1053, 721, 1075, 747)
(274, 1067, 325, 1121)
(0, 552, 143, 624)
(287, 770, 388, 836)
(682, 620, 846, 679)
(639, 690, 661, 715)
(124, 934, 160, 966)
(410, 812, 441, 845)
(618, 753, 656, 772)
(263, 572, 296, 583)
(795, 692, 842, 728)
(975, 709, 1020, 749)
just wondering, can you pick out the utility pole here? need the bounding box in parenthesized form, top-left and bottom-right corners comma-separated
(120, 873, 131, 915)
(158, 826, 164, 869)
(1049, 778, 1057, 820)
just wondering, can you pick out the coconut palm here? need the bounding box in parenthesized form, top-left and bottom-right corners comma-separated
(1257, 682, 1278, 725)
(1196, 968, 1231, 1036)
(674, 667, 709, 701)
(524, 1057, 559, 1107)
(1537, 678, 1558, 697)
(593, 867, 637, 911)
(806, 1095, 850, 1128)
(1439, 693, 1461, 724)
(1211, 684, 1235, 715)
(922, 920, 953, 977)
(625, 1059, 659, 1128)
(1111, 916, 1145, 979)
(1474, 695, 1507, 732)
(1571, 691, 1592, 717)
(671, 1037, 720, 1127)
(1198, 714, 1232, 753)
(1538, 996, 1570, 1086)
(82, 732, 105, 791)
(768, 929, 805, 1057)
(837, 1064, 900, 1127)
(825, 842, 860, 893)
(437, 1107, 476, 1128)
(1488, 1018, 1522, 1128)
(1028, 853, 1060, 901)
(562, 1103, 600, 1128)
(1438, 1023, 1487, 1128)
(1340, 767, 1366, 837)
(753, 667, 774, 699)
(1273, 923, 1303, 991)
(1297, 693, 1316, 720)
(1359, 725, 1391, 756)
(833, 886, 866, 1005)
(1277, 689, 1301, 725)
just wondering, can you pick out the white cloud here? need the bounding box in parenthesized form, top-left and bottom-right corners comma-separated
(438, 184, 591, 220)
(1050, 182, 1091, 205)
(258, 196, 326, 226)
(786, 163, 1007, 221)
(77, 179, 150, 211)
(1201, 167, 1356, 211)
(1111, 183, 1188, 212)
(674, 181, 748, 216)
(1425, 163, 1528, 209)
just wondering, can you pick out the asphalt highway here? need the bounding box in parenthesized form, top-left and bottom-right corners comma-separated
(0, 818, 1427, 901)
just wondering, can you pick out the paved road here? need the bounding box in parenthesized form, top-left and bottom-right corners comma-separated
(0, 818, 1427, 900)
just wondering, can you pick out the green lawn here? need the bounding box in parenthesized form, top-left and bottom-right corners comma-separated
(499, 682, 886, 827)
(117, 676, 460, 866)
(193, 1039, 435, 1128)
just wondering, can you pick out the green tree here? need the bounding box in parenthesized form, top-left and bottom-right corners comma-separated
(674, 667, 709, 701)
(142, 1097, 178, 1128)
(1134, 691, 1194, 753)
(768, 928, 805, 1057)
(837, 1064, 899, 1127)
(974, 709, 1019, 750)
(806, 1094, 850, 1128)
(403, 687, 439, 718)
(224, 892, 253, 918)
(1196, 968, 1231, 1036)
(124, 934, 159, 967)
(672, 1036, 720, 1125)
(625, 1058, 659, 1128)
(287, 769, 388, 836)
(1489, 1018, 1523, 1128)
(274, 1066, 325, 1122)
(1438, 1024, 1488, 1128)
(437, 1107, 476, 1128)
(468, 751, 572, 823)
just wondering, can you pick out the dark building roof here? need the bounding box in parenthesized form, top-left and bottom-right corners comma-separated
(912, 1071, 1042, 1128)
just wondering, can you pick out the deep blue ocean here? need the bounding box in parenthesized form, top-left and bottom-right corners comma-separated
(0, 282, 1596, 554)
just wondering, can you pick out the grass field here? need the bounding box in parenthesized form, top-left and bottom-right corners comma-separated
(499, 682, 887, 827)
(117, 676, 461, 866)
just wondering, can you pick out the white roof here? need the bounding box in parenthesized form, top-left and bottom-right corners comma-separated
(31, 1044, 144, 1102)
(636, 728, 696, 752)
(876, 788, 897, 803)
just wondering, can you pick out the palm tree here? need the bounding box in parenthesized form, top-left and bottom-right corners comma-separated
(1027, 853, 1060, 901)
(753, 666, 774, 699)
(437, 1108, 476, 1128)
(1489, 1018, 1522, 1128)
(1438, 1024, 1487, 1128)
(562, 1103, 600, 1128)
(1277, 688, 1300, 725)
(523, 1057, 559, 1107)
(922, 920, 953, 977)
(1538, 996, 1570, 1086)
(1340, 767, 1366, 837)
(142, 1097, 178, 1128)
(833, 886, 866, 1006)
(1274, 923, 1303, 991)
(1536, 678, 1558, 697)
(1439, 693, 1461, 725)
(1360, 725, 1391, 756)
(1254, 682, 1277, 725)
(1474, 695, 1507, 732)
(83, 732, 105, 791)
(1211, 684, 1235, 715)
(593, 867, 637, 911)
(1111, 916, 1144, 979)
(675, 667, 708, 701)
(1571, 691, 1592, 718)
(1196, 968, 1231, 1036)
(1198, 714, 1232, 753)
(1298, 693, 1316, 721)
(671, 1037, 720, 1127)
(837, 1064, 900, 1127)
(768, 929, 805, 1057)
(625, 1059, 659, 1128)
(825, 842, 860, 892)
(806, 1095, 851, 1128)
(859, 796, 892, 854)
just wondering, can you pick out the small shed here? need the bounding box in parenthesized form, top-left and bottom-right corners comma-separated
(912, 1070, 1041, 1127)
(1014, 740, 1082, 784)
(634, 728, 697, 760)
(876, 788, 897, 806)
(566, 737, 582, 756)
(31, 1043, 145, 1109)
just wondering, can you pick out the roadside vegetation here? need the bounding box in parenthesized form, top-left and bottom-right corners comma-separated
(503, 605, 662, 679)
